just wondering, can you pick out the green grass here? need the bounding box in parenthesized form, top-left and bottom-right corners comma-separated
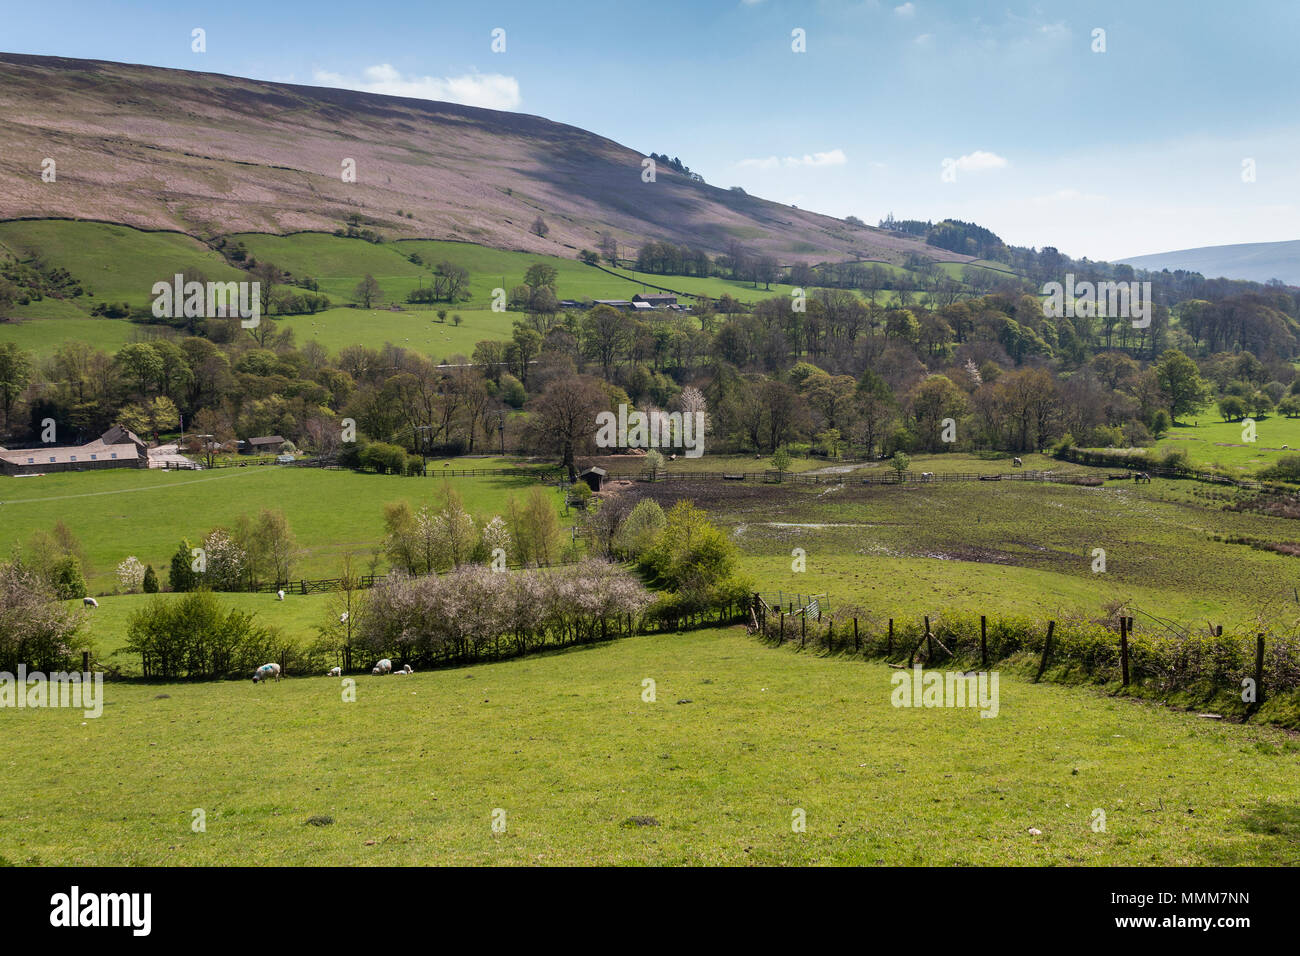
(276, 306, 516, 360)
(1, 626, 1295, 865)
(0, 316, 143, 357)
(1144, 406, 1300, 477)
(0, 466, 564, 593)
(0, 220, 244, 310)
(70, 590, 332, 670)
(0, 221, 1023, 359)
(623, 460, 1300, 624)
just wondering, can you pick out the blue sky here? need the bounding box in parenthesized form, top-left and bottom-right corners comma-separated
(3, 0, 1298, 261)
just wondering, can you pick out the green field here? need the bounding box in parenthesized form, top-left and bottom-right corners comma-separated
(0, 220, 1009, 359)
(276, 306, 516, 361)
(625, 457, 1300, 625)
(1, 626, 1295, 865)
(0, 220, 245, 310)
(70, 590, 332, 670)
(1146, 406, 1300, 477)
(0, 463, 564, 593)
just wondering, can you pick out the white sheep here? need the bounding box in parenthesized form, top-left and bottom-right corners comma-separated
(252, 662, 282, 683)
(83, 597, 99, 608)
(372, 658, 392, 675)
(276, 589, 285, 601)
(327, 666, 342, 677)
(401, 664, 413, 674)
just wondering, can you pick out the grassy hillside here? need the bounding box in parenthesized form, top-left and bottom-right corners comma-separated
(1, 626, 1295, 865)
(0, 220, 1022, 358)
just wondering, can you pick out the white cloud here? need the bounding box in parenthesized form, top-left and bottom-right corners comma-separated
(311, 64, 521, 110)
(737, 149, 847, 170)
(914, 33, 933, 45)
(952, 150, 1008, 173)
(894, 3, 916, 18)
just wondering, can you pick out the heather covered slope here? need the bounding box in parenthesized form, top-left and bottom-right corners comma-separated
(0, 53, 967, 266)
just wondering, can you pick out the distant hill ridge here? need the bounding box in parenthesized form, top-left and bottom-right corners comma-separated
(1119, 239, 1300, 286)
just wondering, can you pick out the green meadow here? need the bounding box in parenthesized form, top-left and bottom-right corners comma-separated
(0, 220, 1005, 360)
(627, 458, 1300, 625)
(0, 626, 1295, 866)
(1147, 406, 1300, 477)
(0, 464, 564, 594)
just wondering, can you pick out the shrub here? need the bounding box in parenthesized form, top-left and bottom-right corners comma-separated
(51, 556, 87, 601)
(124, 590, 289, 679)
(142, 565, 159, 594)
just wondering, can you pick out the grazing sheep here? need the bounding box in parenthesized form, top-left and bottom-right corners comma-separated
(920, 472, 934, 482)
(339, 612, 349, 624)
(1012, 457, 1023, 467)
(401, 664, 413, 674)
(1134, 471, 1152, 483)
(327, 666, 342, 677)
(276, 589, 285, 601)
(83, 597, 99, 608)
(372, 658, 392, 676)
(252, 662, 282, 684)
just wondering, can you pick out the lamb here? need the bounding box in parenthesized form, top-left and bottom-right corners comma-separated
(327, 666, 342, 677)
(83, 597, 99, 608)
(252, 662, 282, 683)
(400, 664, 413, 674)
(276, 589, 285, 601)
(920, 472, 934, 482)
(1012, 457, 1023, 467)
(372, 658, 393, 675)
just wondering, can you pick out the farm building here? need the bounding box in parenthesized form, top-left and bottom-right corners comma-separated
(578, 466, 607, 492)
(0, 425, 148, 476)
(243, 435, 287, 455)
(631, 300, 654, 313)
(592, 299, 634, 312)
(99, 424, 148, 454)
(632, 293, 677, 307)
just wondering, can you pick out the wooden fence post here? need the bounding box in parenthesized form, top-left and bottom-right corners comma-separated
(1034, 620, 1055, 682)
(82, 650, 89, 672)
(887, 619, 894, 656)
(854, 617, 860, 653)
(1120, 617, 1130, 687)
(1255, 634, 1266, 707)
(779, 612, 785, 645)
(924, 616, 932, 661)
(800, 613, 806, 648)
(826, 620, 834, 652)
(980, 615, 988, 668)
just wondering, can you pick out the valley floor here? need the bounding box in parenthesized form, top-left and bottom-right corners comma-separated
(1, 628, 1296, 866)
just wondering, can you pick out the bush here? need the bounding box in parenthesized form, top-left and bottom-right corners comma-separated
(51, 556, 87, 601)
(1260, 455, 1300, 482)
(500, 374, 526, 408)
(169, 540, 199, 592)
(0, 560, 85, 671)
(1160, 447, 1190, 471)
(142, 565, 159, 594)
(124, 590, 290, 679)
